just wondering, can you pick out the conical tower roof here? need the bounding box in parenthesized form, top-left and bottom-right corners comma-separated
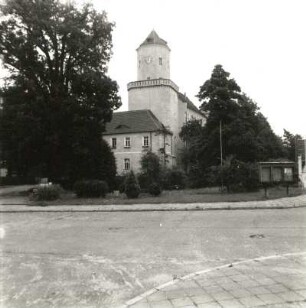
(138, 30, 170, 50)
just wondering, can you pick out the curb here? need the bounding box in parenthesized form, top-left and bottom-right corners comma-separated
(118, 251, 306, 308)
(1, 204, 306, 213)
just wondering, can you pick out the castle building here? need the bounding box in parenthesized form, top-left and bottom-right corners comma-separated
(103, 30, 205, 173)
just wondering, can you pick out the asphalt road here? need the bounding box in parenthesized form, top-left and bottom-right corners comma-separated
(1, 208, 306, 307)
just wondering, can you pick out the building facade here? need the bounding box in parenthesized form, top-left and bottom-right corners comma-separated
(103, 30, 205, 174)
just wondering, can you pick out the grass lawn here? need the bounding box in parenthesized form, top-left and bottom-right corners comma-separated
(42, 185, 305, 206)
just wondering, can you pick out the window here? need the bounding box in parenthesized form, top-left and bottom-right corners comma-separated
(111, 138, 117, 149)
(124, 158, 130, 170)
(272, 167, 282, 182)
(143, 136, 149, 147)
(124, 137, 131, 148)
(159, 57, 162, 65)
(284, 167, 293, 181)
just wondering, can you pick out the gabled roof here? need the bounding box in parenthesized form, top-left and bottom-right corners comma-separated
(178, 92, 204, 116)
(103, 110, 172, 135)
(138, 30, 170, 50)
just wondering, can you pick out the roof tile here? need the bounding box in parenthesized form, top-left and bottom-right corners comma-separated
(103, 110, 172, 135)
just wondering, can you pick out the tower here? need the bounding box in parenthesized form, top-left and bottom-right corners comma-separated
(128, 30, 181, 132)
(104, 30, 205, 173)
(137, 30, 170, 80)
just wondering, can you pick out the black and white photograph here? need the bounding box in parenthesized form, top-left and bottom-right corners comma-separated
(0, 0, 306, 307)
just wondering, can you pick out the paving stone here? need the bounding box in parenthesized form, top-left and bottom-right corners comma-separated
(149, 300, 173, 308)
(206, 271, 225, 278)
(191, 294, 214, 304)
(146, 291, 167, 302)
(165, 290, 186, 299)
(277, 291, 304, 302)
(211, 291, 234, 301)
(203, 285, 224, 294)
(220, 269, 242, 277)
(129, 302, 151, 308)
(214, 277, 235, 285)
(267, 283, 290, 293)
(185, 287, 206, 296)
(163, 284, 183, 291)
(180, 280, 200, 289)
(247, 286, 271, 295)
(252, 273, 269, 281)
(286, 280, 306, 290)
(218, 281, 240, 291)
(237, 279, 261, 288)
(217, 298, 244, 307)
(273, 275, 292, 284)
(255, 277, 277, 285)
(171, 297, 194, 307)
(238, 295, 265, 307)
(231, 274, 250, 282)
(230, 288, 252, 298)
(196, 278, 215, 287)
(197, 302, 222, 308)
(257, 293, 283, 304)
(296, 289, 306, 299)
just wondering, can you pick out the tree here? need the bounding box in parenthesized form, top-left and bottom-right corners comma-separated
(196, 65, 284, 166)
(124, 171, 140, 199)
(180, 65, 286, 189)
(282, 129, 302, 161)
(138, 151, 161, 189)
(179, 119, 203, 172)
(0, 0, 121, 183)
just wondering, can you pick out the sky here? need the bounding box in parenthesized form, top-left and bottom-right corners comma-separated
(0, 0, 305, 137)
(90, 0, 306, 138)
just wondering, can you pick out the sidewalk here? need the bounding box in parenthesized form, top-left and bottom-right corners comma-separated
(122, 252, 306, 308)
(0, 195, 306, 212)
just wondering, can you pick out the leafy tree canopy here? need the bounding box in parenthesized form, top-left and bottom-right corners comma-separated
(0, 0, 121, 183)
(181, 65, 285, 175)
(282, 129, 302, 161)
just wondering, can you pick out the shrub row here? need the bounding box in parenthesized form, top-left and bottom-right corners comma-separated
(74, 180, 109, 198)
(32, 184, 63, 201)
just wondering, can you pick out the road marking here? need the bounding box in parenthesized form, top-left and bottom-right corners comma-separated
(118, 251, 306, 308)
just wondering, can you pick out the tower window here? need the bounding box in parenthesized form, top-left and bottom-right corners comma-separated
(159, 57, 163, 65)
(124, 158, 130, 170)
(124, 137, 131, 148)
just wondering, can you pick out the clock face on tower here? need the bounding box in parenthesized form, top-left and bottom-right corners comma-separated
(145, 56, 152, 64)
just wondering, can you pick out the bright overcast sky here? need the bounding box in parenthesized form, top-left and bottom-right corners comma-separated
(90, 0, 306, 138)
(1, 0, 305, 137)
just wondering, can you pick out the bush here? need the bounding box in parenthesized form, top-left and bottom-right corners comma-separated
(148, 182, 162, 196)
(74, 180, 109, 198)
(140, 151, 161, 179)
(124, 171, 140, 198)
(33, 184, 62, 201)
(137, 173, 152, 191)
(162, 169, 186, 190)
(114, 175, 126, 193)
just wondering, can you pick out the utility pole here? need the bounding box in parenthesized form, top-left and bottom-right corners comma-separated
(220, 120, 224, 192)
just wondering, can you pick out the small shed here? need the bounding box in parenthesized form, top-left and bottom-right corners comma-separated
(258, 161, 295, 184)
